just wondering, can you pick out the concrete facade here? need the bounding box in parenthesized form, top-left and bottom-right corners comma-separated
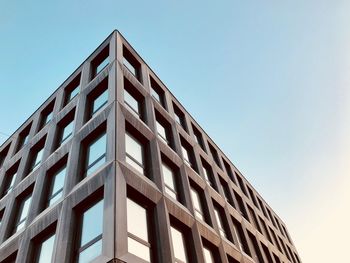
(0, 31, 301, 263)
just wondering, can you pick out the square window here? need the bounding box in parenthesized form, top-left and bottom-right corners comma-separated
(76, 197, 104, 263)
(192, 124, 206, 152)
(0, 143, 11, 169)
(123, 46, 141, 82)
(124, 78, 145, 121)
(173, 103, 187, 131)
(155, 112, 173, 148)
(86, 79, 108, 120)
(64, 74, 81, 106)
(208, 143, 221, 169)
(15, 124, 32, 153)
(11, 191, 33, 235)
(83, 131, 107, 177)
(91, 46, 109, 79)
(1, 162, 20, 198)
(150, 77, 166, 108)
(38, 100, 55, 131)
(180, 137, 197, 172)
(56, 110, 75, 149)
(127, 197, 152, 262)
(125, 131, 146, 175)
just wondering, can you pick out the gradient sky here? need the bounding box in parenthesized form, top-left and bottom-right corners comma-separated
(1, 1, 349, 262)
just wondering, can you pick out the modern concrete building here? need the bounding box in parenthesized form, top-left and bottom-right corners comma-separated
(0, 31, 301, 263)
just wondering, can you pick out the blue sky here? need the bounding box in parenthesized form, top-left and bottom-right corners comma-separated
(1, 1, 349, 262)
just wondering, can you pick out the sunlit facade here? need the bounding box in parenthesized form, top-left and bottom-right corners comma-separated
(0, 31, 301, 263)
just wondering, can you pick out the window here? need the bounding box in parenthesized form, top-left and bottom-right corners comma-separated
(13, 193, 32, 234)
(123, 46, 141, 81)
(214, 206, 228, 239)
(192, 125, 205, 152)
(155, 113, 173, 148)
(91, 46, 109, 78)
(170, 226, 188, 263)
(59, 120, 74, 146)
(46, 165, 66, 207)
(269, 227, 282, 252)
(162, 162, 178, 200)
(0, 144, 10, 168)
(247, 206, 261, 233)
(201, 159, 216, 190)
(127, 198, 151, 262)
(2, 252, 17, 263)
(260, 242, 274, 263)
(84, 132, 107, 177)
(55, 109, 75, 149)
(220, 179, 234, 207)
(247, 232, 264, 263)
(203, 247, 215, 263)
(150, 77, 165, 107)
(190, 187, 206, 223)
(38, 100, 55, 130)
(282, 225, 292, 243)
(28, 142, 45, 173)
(233, 191, 249, 221)
(180, 138, 197, 172)
(64, 74, 81, 106)
(273, 253, 282, 263)
(232, 218, 251, 256)
(173, 103, 187, 131)
(247, 186, 259, 208)
(76, 199, 104, 263)
(258, 216, 272, 243)
(279, 236, 291, 261)
(125, 132, 145, 175)
(257, 198, 268, 218)
(87, 79, 108, 120)
(266, 208, 277, 227)
(1, 162, 19, 197)
(222, 159, 236, 185)
(35, 233, 56, 263)
(236, 174, 248, 197)
(208, 143, 221, 169)
(16, 124, 31, 153)
(124, 78, 144, 120)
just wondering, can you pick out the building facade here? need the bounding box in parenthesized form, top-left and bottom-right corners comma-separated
(0, 31, 301, 263)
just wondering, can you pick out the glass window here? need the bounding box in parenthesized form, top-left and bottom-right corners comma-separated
(151, 88, 161, 103)
(60, 120, 74, 145)
(181, 145, 191, 166)
(202, 163, 215, 189)
(14, 194, 32, 233)
(64, 75, 81, 106)
(156, 120, 168, 145)
(36, 234, 55, 263)
(170, 226, 188, 263)
(95, 57, 109, 75)
(203, 247, 214, 263)
(214, 208, 227, 239)
(127, 198, 151, 262)
(85, 133, 107, 176)
(91, 89, 108, 117)
(77, 199, 104, 263)
(16, 126, 31, 152)
(190, 188, 204, 221)
(30, 147, 44, 172)
(208, 143, 221, 169)
(125, 133, 144, 175)
(162, 163, 177, 200)
(123, 57, 137, 76)
(2, 172, 17, 196)
(192, 125, 205, 152)
(68, 86, 79, 102)
(124, 89, 141, 118)
(173, 104, 187, 131)
(47, 166, 66, 207)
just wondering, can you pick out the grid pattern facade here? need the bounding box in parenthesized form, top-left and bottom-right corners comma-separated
(0, 31, 301, 263)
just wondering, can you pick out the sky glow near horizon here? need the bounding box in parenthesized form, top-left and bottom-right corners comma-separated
(0, 1, 349, 262)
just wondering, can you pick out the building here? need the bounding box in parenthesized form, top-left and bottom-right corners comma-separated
(0, 31, 301, 263)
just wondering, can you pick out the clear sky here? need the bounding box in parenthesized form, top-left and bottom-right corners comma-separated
(1, 1, 349, 262)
